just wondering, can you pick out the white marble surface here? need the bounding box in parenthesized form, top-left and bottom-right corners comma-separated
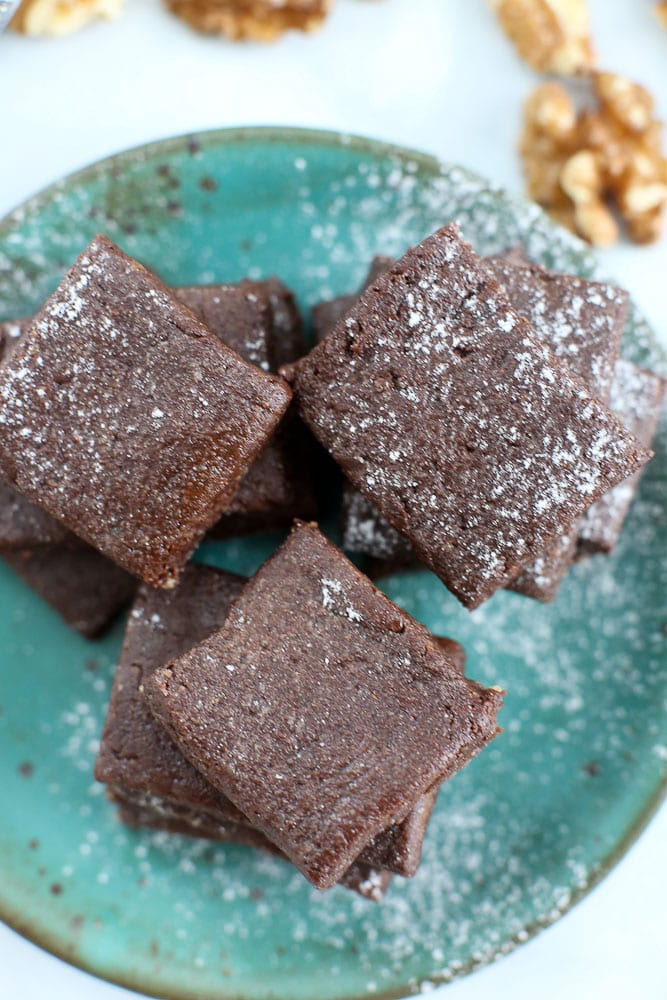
(0, 0, 665, 997)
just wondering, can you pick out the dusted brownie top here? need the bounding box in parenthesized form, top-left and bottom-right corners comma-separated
(284, 224, 650, 607)
(0, 236, 292, 587)
(145, 521, 502, 889)
(485, 256, 627, 401)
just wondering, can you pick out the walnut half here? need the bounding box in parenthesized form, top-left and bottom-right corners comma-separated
(520, 73, 667, 246)
(10, 0, 123, 35)
(489, 0, 595, 75)
(163, 0, 333, 40)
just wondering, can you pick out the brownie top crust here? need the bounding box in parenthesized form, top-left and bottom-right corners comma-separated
(0, 236, 292, 587)
(485, 256, 627, 401)
(144, 521, 502, 889)
(283, 224, 650, 608)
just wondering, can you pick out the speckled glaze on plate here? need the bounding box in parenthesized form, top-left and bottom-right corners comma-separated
(0, 128, 665, 1000)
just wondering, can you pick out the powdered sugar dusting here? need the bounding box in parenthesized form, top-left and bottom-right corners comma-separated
(321, 576, 364, 623)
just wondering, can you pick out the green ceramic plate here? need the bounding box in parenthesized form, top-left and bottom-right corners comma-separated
(0, 128, 665, 1000)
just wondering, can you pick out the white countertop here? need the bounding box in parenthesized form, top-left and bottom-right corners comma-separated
(1, 1, 665, 997)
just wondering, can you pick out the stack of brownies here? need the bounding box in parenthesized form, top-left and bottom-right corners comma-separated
(0, 224, 662, 899)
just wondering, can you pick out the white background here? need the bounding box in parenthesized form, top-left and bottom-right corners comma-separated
(1, 1, 666, 998)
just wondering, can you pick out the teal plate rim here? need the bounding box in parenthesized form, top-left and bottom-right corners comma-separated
(0, 125, 665, 1000)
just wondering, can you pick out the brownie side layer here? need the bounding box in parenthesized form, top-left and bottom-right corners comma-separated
(2, 544, 136, 638)
(113, 790, 391, 901)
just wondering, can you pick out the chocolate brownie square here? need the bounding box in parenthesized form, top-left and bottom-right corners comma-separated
(0, 237, 292, 587)
(343, 253, 632, 594)
(485, 255, 628, 600)
(0, 283, 314, 549)
(175, 281, 317, 537)
(2, 544, 136, 638)
(95, 564, 249, 820)
(311, 295, 357, 346)
(283, 225, 650, 608)
(175, 279, 305, 374)
(144, 521, 502, 888)
(484, 256, 627, 400)
(208, 420, 318, 537)
(313, 257, 422, 574)
(579, 360, 666, 555)
(95, 560, 450, 877)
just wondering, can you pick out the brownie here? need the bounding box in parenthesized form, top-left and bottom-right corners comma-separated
(113, 791, 391, 902)
(2, 544, 136, 638)
(311, 295, 357, 345)
(485, 255, 628, 601)
(175, 281, 317, 537)
(359, 785, 439, 875)
(174, 279, 306, 374)
(484, 256, 627, 400)
(312, 258, 422, 574)
(144, 521, 502, 889)
(95, 565, 250, 821)
(264, 277, 308, 370)
(578, 360, 666, 556)
(311, 256, 393, 346)
(343, 253, 631, 593)
(0, 236, 292, 588)
(1, 318, 75, 550)
(208, 417, 318, 538)
(0, 478, 75, 550)
(282, 225, 650, 608)
(0, 283, 313, 550)
(347, 633, 464, 876)
(109, 786, 279, 854)
(95, 561, 451, 877)
(435, 634, 466, 675)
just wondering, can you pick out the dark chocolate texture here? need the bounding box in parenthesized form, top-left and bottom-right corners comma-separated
(175, 281, 317, 537)
(2, 544, 136, 638)
(0, 236, 292, 587)
(0, 478, 75, 551)
(144, 521, 501, 888)
(283, 225, 650, 608)
(485, 255, 627, 601)
(95, 561, 453, 877)
(0, 318, 77, 550)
